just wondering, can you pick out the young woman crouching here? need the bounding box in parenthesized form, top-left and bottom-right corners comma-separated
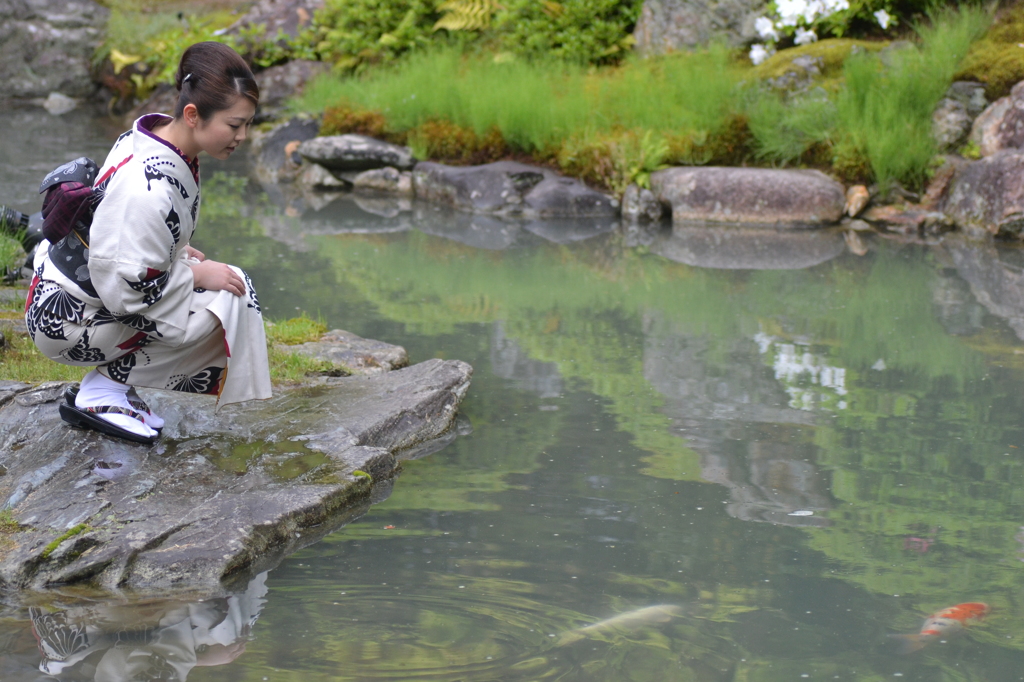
(25, 42, 272, 443)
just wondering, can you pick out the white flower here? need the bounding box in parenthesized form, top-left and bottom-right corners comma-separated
(874, 9, 892, 29)
(755, 16, 779, 41)
(801, 0, 825, 23)
(794, 27, 818, 45)
(749, 43, 774, 65)
(776, 0, 808, 27)
(822, 0, 849, 14)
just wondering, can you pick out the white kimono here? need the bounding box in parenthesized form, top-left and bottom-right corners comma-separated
(26, 114, 271, 406)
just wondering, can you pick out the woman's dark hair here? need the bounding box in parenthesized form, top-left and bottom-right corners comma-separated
(173, 42, 259, 120)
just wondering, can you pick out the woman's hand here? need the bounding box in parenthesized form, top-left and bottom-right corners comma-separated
(190, 259, 245, 296)
(185, 244, 206, 261)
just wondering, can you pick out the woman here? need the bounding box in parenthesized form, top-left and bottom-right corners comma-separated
(25, 42, 272, 444)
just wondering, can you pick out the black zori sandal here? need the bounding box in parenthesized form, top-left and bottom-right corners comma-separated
(59, 386, 158, 445)
(64, 385, 162, 434)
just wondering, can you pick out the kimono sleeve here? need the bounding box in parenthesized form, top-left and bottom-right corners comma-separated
(87, 177, 195, 348)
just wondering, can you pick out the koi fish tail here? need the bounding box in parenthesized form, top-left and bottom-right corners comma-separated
(888, 633, 931, 654)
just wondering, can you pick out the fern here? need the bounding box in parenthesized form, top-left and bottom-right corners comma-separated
(434, 0, 502, 31)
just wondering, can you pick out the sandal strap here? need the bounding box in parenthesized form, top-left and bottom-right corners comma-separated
(126, 388, 151, 415)
(84, 405, 148, 422)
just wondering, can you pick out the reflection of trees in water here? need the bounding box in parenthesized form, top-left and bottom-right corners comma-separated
(24, 573, 266, 681)
(642, 314, 833, 527)
(189, 192, 1024, 672)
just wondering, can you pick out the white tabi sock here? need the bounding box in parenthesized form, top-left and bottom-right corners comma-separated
(127, 387, 164, 429)
(76, 369, 158, 439)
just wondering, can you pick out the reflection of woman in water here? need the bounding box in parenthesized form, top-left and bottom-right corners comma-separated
(29, 573, 268, 680)
(24, 41, 272, 445)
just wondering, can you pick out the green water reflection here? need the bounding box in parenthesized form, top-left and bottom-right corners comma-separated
(8, 167, 1024, 680)
(174, 179, 1024, 681)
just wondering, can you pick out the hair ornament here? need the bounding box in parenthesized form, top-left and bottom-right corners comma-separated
(183, 73, 194, 85)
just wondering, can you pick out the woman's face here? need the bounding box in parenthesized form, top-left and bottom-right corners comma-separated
(194, 96, 257, 161)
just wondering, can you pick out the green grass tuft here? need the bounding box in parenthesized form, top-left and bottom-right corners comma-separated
(0, 235, 25, 275)
(0, 510, 20, 534)
(265, 313, 328, 346)
(293, 46, 743, 154)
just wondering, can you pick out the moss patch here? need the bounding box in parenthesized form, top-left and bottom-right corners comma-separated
(752, 38, 888, 89)
(41, 524, 89, 559)
(956, 6, 1024, 100)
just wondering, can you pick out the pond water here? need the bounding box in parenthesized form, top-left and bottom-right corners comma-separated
(4, 106, 1024, 681)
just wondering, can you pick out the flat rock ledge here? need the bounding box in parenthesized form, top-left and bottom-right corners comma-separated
(0, 357, 472, 596)
(650, 167, 846, 227)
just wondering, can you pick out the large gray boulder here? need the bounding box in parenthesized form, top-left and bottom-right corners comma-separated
(650, 225, 847, 269)
(412, 161, 619, 219)
(250, 117, 322, 187)
(255, 60, 331, 123)
(650, 167, 845, 227)
(226, 0, 324, 39)
(943, 151, 1024, 238)
(970, 81, 1024, 157)
(0, 357, 472, 593)
(0, 0, 108, 99)
(633, 0, 767, 55)
(299, 135, 417, 172)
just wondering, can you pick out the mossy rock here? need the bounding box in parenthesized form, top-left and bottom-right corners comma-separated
(752, 38, 888, 87)
(956, 7, 1024, 100)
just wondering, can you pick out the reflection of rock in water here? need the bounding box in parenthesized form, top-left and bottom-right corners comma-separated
(945, 235, 1024, 340)
(416, 209, 533, 251)
(522, 218, 618, 245)
(931, 267, 985, 336)
(643, 314, 832, 526)
(20, 573, 266, 680)
(651, 225, 847, 270)
(491, 321, 563, 398)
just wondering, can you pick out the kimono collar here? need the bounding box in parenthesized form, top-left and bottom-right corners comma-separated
(134, 114, 201, 186)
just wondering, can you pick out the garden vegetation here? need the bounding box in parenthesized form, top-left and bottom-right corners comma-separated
(80, 2, 1024, 194)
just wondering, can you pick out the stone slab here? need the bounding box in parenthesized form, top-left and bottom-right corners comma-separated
(0, 358, 472, 595)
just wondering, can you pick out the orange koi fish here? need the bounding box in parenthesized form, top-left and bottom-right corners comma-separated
(890, 602, 989, 654)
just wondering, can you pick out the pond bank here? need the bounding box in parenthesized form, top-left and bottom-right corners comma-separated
(0, 342, 472, 596)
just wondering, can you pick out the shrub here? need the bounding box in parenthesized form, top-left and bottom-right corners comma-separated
(492, 0, 643, 65)
(313, 0, 445, 71)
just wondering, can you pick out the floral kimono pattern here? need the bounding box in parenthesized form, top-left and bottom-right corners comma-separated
(25, 114, 271, 406)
